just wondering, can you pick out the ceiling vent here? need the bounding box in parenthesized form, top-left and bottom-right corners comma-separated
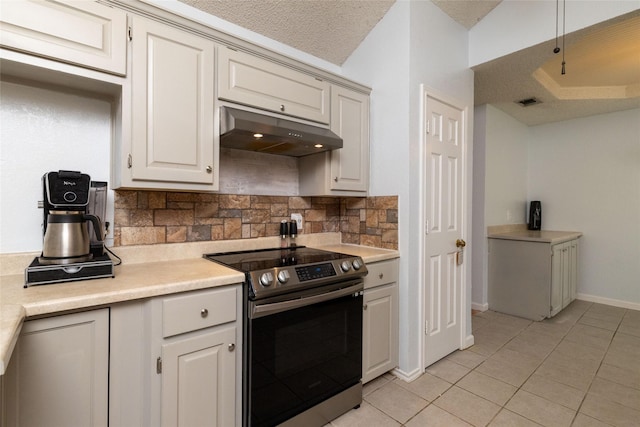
(517, 97, 542, 107)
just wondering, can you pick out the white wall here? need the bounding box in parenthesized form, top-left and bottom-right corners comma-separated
(0, 81, 114, 253)
(528, 108, 640, 305)
(471, 104, 529, 308)
(485, 106, 530, 226)
(343, 0, 474, 378)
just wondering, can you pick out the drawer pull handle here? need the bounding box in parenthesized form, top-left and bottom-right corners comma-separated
(379, 273, 384, 279)
(200, 308, 209, 318)
(228, 343, 235, 352)
(280, 104, 285, 112)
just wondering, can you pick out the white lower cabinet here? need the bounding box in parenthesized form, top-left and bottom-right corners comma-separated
(362, 259, 399, 384)
(2, 309, 109, 427)
(150, 286, 241, 427)
(551, 240, 579, 317)
(161, 326, 237, 427)
(488, 236, 580, 321)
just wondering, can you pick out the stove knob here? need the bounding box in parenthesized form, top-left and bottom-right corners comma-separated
(260, 272, 274, 287)
(277, 270, 290, 284)
(352, 259, 363, 270)
(340, 261, 351, 272)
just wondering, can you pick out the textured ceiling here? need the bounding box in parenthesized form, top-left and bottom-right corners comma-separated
(179, 0, 395, 65)
(432, 0, 501, 29)
(177, 0, 639, 125)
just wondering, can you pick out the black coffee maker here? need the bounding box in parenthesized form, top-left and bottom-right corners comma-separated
(528, 201, 542, 230)
(39, 170, 104, 265)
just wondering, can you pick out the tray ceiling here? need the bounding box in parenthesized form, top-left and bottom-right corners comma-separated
(178, 0, 639, 125)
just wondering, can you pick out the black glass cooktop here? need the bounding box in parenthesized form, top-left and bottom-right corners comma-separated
(204, 246, 346, 272)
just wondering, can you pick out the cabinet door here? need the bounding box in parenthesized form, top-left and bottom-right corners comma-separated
(3, 309, 109, 427)
(568, 240, 579, 302)
(0, 0, 127, 75)
(560, 242, 571, 308)
(298, 87, 370, 196)
(550, 243, 564, 317)
(161, 326, 236, 427)
(131, 17, 217, 186)
(330, 86, 370, 192)
(218, 47, 330, 124)
(362, 283, 398, 383)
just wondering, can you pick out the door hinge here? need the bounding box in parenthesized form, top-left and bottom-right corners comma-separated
(156, 357, 162, 374)
(128, 26, 132, 41)
(425, 320, 429, 335)
(127, 154, 132, 169)
(426, 120, 430, 135)
(425, 220, 430, 235)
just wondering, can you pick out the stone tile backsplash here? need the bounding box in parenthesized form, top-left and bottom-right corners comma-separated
(114, 191, 398, 250)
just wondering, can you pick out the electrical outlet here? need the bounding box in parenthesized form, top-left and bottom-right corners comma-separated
(291, 213, 303, 230)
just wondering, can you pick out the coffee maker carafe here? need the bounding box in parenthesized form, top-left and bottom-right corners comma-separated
(39, 171, 104, 265)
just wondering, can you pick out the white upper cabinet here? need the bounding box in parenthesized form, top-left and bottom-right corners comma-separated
(299, 86, 370, 195)
(127, 16, 218, 190)
(218, 47, 330, 124)
(0, 0, 127, 75)
(329, 86, 370, 191)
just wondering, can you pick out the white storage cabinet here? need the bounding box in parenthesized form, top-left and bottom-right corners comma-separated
(0, 0, 127, 75)
(218, 47, 330, 124)
(125, 15, 218, 191)
(299, 85, 370, 195)
(488, 237, 580, 321)
(148, 285, 241, 427)
(362, 258, 399, 383)
(1, 309, 109, 427)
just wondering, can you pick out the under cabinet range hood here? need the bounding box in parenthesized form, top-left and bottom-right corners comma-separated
(220, 106, 343, 157)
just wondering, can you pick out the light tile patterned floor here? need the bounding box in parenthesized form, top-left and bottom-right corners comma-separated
(329, 300, 640, 426)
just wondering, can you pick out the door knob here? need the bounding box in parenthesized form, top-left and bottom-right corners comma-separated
(456, 239, 466, 248)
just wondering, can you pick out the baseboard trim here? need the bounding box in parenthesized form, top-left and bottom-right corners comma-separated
(391, 367, 422, 383)
(462, 334, 475, 349)
(471, 302, 489, 312)
(577, 294, 640, 311)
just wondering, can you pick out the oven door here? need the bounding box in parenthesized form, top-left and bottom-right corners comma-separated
(245, 280, 363, 427)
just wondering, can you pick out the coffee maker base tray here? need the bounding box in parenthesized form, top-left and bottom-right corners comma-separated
(25, 254, 114, 287)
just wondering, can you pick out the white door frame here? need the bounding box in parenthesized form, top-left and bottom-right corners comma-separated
(418, 85, 471, 371)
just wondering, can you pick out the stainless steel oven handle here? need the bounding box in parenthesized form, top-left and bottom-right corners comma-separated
(251, 282, 363, 318)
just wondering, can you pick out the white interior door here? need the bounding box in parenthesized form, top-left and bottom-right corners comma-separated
(422, 90, 466, 367)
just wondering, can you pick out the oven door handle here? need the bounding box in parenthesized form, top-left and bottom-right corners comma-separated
(250, 282, 363, 318)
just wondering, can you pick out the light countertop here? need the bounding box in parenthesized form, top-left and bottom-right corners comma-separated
(487, 229, 583, 244)
(0, 234, 398, 375)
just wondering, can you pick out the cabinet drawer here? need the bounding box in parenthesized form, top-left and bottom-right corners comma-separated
(218, 47, 330, 124)
(364, 259, 399, 290)
(162, 287, 237, 338)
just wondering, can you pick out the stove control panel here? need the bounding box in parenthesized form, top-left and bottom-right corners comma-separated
(296, 263, 336, 282)
(247, 255, 368, 300)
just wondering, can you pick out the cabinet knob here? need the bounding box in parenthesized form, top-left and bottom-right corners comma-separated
(206, 165, 213, 174)
(334, 176, 338, 182)
(200, 308, 209, 318)
(228, 343, 235, 352)
(280, 104, 285, 112)
(363, 304, 368, 311)
(379, 273, 384, 279)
